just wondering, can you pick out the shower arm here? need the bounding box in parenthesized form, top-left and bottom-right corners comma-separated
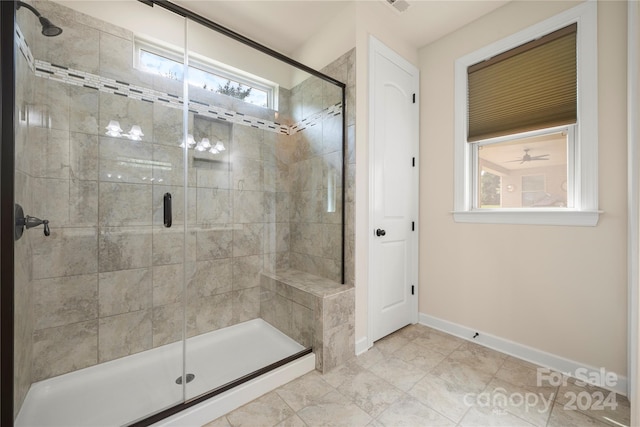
(16, 1, 43, 18)
(16, 1, 63, 37)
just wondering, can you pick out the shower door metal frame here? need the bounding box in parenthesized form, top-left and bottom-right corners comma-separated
(1, 1, 17, 425)
(129, 348, 313, 426)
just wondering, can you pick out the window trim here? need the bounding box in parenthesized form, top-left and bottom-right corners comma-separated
(453, 1, 599, 226)
(134, 37, 278, 109)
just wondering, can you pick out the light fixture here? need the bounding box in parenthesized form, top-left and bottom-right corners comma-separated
(127, 125, 144, 141)
(179, 134, 196, 148)
(208, 140, 225, 154)
(195, 138, 212, 152)
(180, 136, 224, 154)
(105, 120, 123, 137)
(105, 120, 144, 141)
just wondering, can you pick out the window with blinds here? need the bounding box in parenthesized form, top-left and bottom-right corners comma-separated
(453, 1, 599, 225)
(467, 23, 577, 143)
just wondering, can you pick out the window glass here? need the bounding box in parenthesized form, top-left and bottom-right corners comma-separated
(477, 129, 569, 208)
(138, 48, 270, 108)
(140, 49, 183, 80)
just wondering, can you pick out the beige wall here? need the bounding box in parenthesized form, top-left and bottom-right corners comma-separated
(291, 2, 356, 86)
(419, 0, 628, 376)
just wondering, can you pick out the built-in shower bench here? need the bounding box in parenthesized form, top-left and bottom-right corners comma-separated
(260, 269, 355, 373)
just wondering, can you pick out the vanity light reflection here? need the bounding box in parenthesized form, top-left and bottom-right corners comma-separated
(180, 134, 226, 154)
(105, 120, 145, 141)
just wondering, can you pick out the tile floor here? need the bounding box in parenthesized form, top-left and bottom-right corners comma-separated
(203, 324, 631, 427)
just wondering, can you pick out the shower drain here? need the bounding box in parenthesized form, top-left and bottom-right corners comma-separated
(175, 373, 195, 385)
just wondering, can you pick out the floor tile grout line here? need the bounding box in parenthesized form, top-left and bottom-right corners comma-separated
(206, 323, 629, 427)
(410, 332, 506, 427)
(465, 352, 540, 427)
(384, 331, 471, 426)
(543, 397, 559, 427)
(274, 388, 298, 425)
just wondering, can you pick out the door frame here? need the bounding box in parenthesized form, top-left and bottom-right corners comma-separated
(367, 36, 419, 349)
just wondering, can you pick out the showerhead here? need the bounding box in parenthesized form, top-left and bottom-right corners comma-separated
(38, 16, 63, 37)
(17, 1, 63, 37)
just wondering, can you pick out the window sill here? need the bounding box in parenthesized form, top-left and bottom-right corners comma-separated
(452, 209, 601, 226)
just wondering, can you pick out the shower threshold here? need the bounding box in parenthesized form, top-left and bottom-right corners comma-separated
(15, 319, 310, 427)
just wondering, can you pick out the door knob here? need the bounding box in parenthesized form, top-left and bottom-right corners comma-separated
(376, 228, 386, 237)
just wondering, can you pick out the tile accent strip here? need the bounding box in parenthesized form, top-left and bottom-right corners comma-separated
(34, 59, 341, 135)
(16, 25, 342, 135)
(16, 25, 35, 72)
(291, 103, 342, 134)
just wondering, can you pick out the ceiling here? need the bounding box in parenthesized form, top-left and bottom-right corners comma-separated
(175, 1, 351, 54)
(174, 0, 509, 55)
(479, 132, 568, 173)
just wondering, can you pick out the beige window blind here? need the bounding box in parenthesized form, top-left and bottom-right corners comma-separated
(467, 23, 577, 142)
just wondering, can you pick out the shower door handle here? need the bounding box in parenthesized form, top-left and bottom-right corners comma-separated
(164, 193, 172, 228)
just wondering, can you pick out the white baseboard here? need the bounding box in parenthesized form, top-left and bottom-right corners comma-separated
(355, 336, 370, 355)
(153, 353, 315, 426)
(419, 313, 628, 396)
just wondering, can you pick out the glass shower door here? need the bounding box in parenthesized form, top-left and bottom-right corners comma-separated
(182, 17, 327, 401)
(12, 1, 190, 425)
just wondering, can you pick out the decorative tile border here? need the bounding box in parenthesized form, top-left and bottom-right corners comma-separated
(291, 103, 342, 134)
(16, 25, 35, 72)
(16, 24, 342, 136)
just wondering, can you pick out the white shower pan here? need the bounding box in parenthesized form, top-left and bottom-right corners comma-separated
(16, 319, 311, 427)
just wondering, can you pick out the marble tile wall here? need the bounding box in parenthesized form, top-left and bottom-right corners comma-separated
(260, 270, 355, 372)
(243, 57, 356, 381)
(28, 47, 155, 377)
(284, 49, 355, 284)
(23, 0, 291, 383)
(261, 50, 356, 373)
(19, 0, 351, 389)
(321, 49, 356, 288)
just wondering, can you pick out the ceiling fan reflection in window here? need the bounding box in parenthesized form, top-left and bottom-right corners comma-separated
(507, 148, 550, 164)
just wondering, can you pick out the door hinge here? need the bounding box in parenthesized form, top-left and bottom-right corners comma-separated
(412, 93, 416, 104)
(412, 221, 415, 231)
(412, 157, 415, 167)
(411, 285, 415, 295)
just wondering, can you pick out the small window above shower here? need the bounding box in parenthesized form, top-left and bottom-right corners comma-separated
(134, 37, 277, 109)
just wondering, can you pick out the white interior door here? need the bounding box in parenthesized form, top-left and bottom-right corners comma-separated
(369, 37, 419, 343)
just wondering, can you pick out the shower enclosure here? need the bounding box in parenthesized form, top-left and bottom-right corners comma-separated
(2, 0, 347, 425)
